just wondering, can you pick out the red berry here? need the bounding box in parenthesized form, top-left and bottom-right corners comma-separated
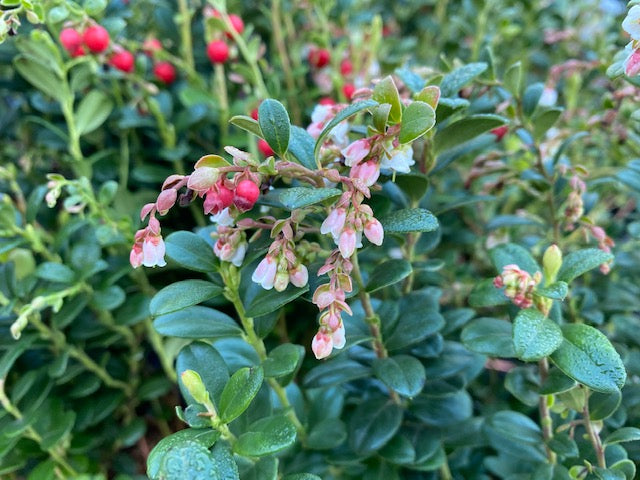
(207, 40, 229, 64)
(227, 14, 244, 36)
(218, 184, 234, 208)
(143, 38, 162, 56)
(153, 61, 177, 84)
(318, 97, 336, 106)
(83, 25, 110, 53)
(340, 59, 353, 76)
(250, 108, 259, 120)
(490, 125, 509, 142)
(71, 45, 86, 58)
(110, 50, 135, 73)
(308, 48, 330, 68)
(234, 180, 260, 211)
(342, 83, 356, 100)
(59, 28, 83, 53)
(258, 139, 275, 157)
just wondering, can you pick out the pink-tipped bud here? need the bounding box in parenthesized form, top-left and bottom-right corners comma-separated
(156, 189, 177, 215)
(313, 284, 335, 309)
(252, 255, 278, 290)
(130, 243, 143, 268)
(350, 160, 380, 187)
(364, 218, 384, 246)
(312, 331, 334, 359)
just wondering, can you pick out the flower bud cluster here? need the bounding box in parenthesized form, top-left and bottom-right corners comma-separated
(564, 174, 586, 230)
(130, 214, 167, 268)
(493, 264, 542, 309)
(311, 251, 354, 359)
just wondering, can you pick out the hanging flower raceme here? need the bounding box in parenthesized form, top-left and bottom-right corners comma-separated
(130, 216, 167, 268)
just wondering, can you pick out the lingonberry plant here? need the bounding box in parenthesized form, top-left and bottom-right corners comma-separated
(1, 0, 640, 479)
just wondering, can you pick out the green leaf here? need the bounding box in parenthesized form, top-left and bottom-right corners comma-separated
(410, 391, 473, 427)
(262, 344, 304, 378)
(610, 460, 636, 480)
(483, 411, 546, 461)
(150, 280, 222, 316)
(306, 418, 347, 450)
(373, 355, 426, 397)
(258, 99, 290, 157)
(219, 366, 264, 423)
(147, 429, 219, 479)
(523, 83, 544, 117)
(372, 76, 402, 123)
(469, 279, 509, 307)
(229, 115, 263, 138)
(36, 262, 75, 283)
(75, 90, 114, 136)
(176, 342, 229, 406)
(393, 173, 430, 203)
(366, 259, 412, 293)
(263, 187, 341, 210)
(165, 231, 218, 273)
(211, 442, 240, 480)
(288, 126, 317, 170)
(283, 474, 322, 480)
(380, 208, 439, 234)
(434, 114, 507, 153)
(532, 108, 563, 141)
(589, 390, 622, 421)
(349, 396, 403, 456)
(234, 415, 297, 457)
(384, 290, 445, 350)
(550, 324, 626, 393)
(557, 248, 613, 283)
(512, 309, 563, 361)
(535, 282, 568, 300)
(461, 317, 515, 357)
(503, 61, 522, 97)
(489, 243, 540, 275)
(398, 101, 435, 144)
(153, 306, 242, 339)
(158, 441, 217, 479)
(314, 100, 377, 158)
(84, 0, 108, 15)
(304, 358, 371, 388)
(440, 62, 488, 97)
(245, 283, 308, 317)
(604, 427, 640, 445)
(13, 56, 65, 102)
(548, 432, 578, 458)
(373, 103, 392, 132)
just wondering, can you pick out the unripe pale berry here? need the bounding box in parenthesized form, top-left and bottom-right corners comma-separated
(110, 50, 135, 73)
(83, 25, 110, 53)
(207, 40, 229, 64)
(234, 180, 260, 211)
(308, 48, 330, 68)
(258, 139, 275, 157)
(228, 14, 244, 36)
(153, 61, 177, 84)
(342, 83, 355, 100)
(143, 38, 162, 56)
(59, 28, 83, 52)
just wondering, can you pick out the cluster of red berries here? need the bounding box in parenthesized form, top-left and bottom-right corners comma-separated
(206, 179, 260, 214)
(59, 25, 177, 85)
(307, 46, 356, 100)
(205, 11, 244, 64)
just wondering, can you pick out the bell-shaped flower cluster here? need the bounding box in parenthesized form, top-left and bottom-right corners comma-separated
(493, 264, 542, 309)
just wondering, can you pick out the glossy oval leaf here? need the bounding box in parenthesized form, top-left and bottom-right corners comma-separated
(176, 342, 229, 406)
(434, 114, 507, 153)
(349, 396, 403, 456)
(150, 280, 222, 316)
(398, 101, 436, 144)
(263, 344, 304, 378)
(550, 324, 626, 393)
(461, 317, 515, 357)
(245, 284, 309, 317)
(288, 125, 317, 170)
(147, 429, 219, 479)
(153, 306, 241, 339)
(366, 259, 412, 293)
(234, 415, 297, 457)
(380, 208, 439, 234)
(75, 90, 114, 136)
(557, 248, 613, 283)
(489, 242, 540, 276)
(258, 99, 291, 157)
(440, 62, 487, 97)
(372, 76, 402, 123)
(512, 309, 563, 361)
(219, 366, 264, 423)
(229, 115, 263, 138)
(373, 355, 426, 397)
(165, 231, 218, 273)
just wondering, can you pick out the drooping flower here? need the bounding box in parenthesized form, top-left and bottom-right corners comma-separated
(289, 263, 309, 288)
(251, 255, 278, 290)
(624, 46, 640, 76)
(380, 144, 415, 173)
(341, 138, 371, 167)
(320, 207, 347, 240)
(622, 6, 640, 40)
(312, 330, 334, 359)
(363, 218, 384, 246)
(350, 160, 380, 187)
(338, 228, 357, 258)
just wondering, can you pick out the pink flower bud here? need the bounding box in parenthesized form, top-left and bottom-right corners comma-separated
(332, 323, 346, 349)
(187, 167, 219, 193)
(274, 269, 290, 292)
(312, 331, 334, 359)
(156, 189, 177, 215)
(313, 284, 335, 309)
(252, 255, 278, 290)
(338, 228, 357, 258)
(289, 264, 309, 288)
(626, 49, 640, 77)
(140, 203, 156, 221)
(129, 243, 143, 268)
(341, 138, 371, 167)
(350, 160, 380, 187)
(364, 218, 384, 246)
(320, 208, 346, 238)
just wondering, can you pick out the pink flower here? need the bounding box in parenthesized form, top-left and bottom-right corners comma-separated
(364, 218, 384, 246)
(312, 330, 334, 359)
(313, 285, 335, 309)
(187, 167, 219, 193)
(252, 255, 278, 290)
(307, 122, 325, 139)
(625, 48, 640, 76)
(332, 323, 346, 349)
(338, 228, 357, 258)
(204, 183, 234, 215)
(289, 264, 309, 288)
(142, 234, 167, 268)
(213, 232, 247, 267)
(130, 243, 143, 268)
(350, 160, 380, 187)
(156, 189, 177, 215)
(341, 138, 371, 167)
(320, 208, 346, 239)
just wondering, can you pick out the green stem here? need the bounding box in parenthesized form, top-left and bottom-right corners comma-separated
(145, 318, 177, 383)
(538, 358, 557, 464)
(583, 389, 606, 468)
(176, 0, 195, 72)
(350, 253, 401, 404)
(214, 63, 230, 142)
